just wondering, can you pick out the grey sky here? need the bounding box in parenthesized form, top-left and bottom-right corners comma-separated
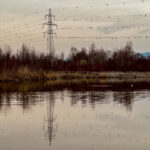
(0, 0, 150, 54)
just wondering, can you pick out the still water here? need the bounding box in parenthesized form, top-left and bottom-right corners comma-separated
(0, 83, 150, 150)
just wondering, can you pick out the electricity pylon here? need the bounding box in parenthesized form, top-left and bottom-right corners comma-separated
(43, 9, 57, 56)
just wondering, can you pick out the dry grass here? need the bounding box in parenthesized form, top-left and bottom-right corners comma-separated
(1, 67, 150, 82)
(0, 69, 101, 81)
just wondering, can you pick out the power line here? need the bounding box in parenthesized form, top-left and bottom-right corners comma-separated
(1, 2, 150, 49)
(0, 0, 149, 24)
(57, 35, 150, 39)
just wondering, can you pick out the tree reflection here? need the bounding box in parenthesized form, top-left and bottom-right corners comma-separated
(89, 91, 107, 109)
(0, 90, 136, 113)
(68, 90, 135, 110)
(0, 92, 44, 112)
(69, 91, 108, 109)
(0, 92, 12, 113)
(113, 91, 134, 110)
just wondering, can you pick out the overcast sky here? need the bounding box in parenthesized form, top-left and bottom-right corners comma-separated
(0, 0, 150, 55)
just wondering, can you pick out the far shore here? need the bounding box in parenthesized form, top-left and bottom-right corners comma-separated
(1, 69, 150, 82)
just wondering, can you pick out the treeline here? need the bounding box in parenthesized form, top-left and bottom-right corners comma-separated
(0, 42, 150, 72)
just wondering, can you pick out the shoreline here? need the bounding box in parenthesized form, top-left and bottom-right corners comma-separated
(0, 79, 150, 93)
(1, 70, 150, 82)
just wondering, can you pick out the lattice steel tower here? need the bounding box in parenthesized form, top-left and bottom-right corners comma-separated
(43, 9, 57, 56)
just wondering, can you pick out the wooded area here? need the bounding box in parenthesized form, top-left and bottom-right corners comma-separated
(0, 42, 149, 72)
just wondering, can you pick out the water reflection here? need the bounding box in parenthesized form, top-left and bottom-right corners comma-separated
(0, 82, 150, 149)
(68, 90, 135, 110)
(0, 92, 44, 113)
(43, 93, 57, 145)
(0, 90, 144, 112)
(113, 91, 134, 111)
(69, 91, 108, 109)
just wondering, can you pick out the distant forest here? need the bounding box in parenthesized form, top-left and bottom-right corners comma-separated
(0, 42, 150, 72)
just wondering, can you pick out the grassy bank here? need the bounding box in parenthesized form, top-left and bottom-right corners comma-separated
(0, 68, 102, 82)
(1, 67, 150, 82)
